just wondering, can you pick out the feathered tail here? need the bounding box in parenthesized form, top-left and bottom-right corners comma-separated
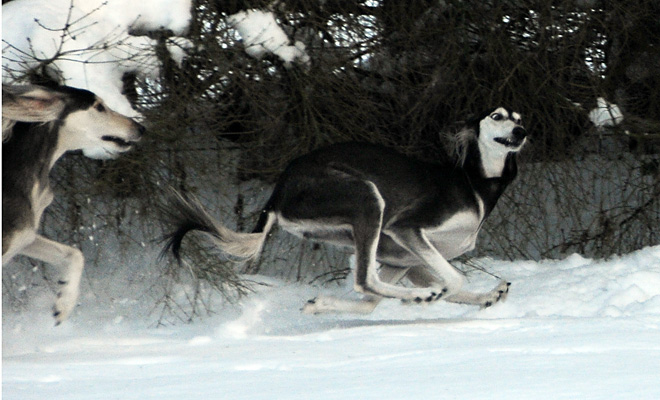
(161, 189, 274, 265)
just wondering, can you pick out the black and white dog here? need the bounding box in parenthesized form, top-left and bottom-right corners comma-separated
(164, 107, 527, 314)
(2, 84, 145, 324)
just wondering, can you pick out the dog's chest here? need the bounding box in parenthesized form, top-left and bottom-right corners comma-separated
(424, 198, 485, 260)
(31, 181, 54, 226)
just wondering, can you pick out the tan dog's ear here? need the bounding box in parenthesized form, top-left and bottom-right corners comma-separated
(2, 84, 66, 123)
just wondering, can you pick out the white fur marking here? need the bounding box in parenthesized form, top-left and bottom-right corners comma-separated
(363, 180, 386, 286)
(424, 205, 482, 260)
(31, 182, 54, 227)
(277, 213, 353, 243)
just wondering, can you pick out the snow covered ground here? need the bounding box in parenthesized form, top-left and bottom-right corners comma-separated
(3, 246, 660, 399)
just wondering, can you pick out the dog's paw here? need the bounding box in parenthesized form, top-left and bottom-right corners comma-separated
(480, 281, 511, 309)
(53, 282, 79, 325)
(411, 286, 448, 304)
(302, 297, 321, 314)
(302, 296, 344, 314)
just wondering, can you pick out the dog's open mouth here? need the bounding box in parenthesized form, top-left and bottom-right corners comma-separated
(494, 137, 524, 148)
(102, 135, 136, 148)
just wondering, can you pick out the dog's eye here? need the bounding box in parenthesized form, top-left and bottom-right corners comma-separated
(491, 113, 503, 121)
(95, 103, 106, 112)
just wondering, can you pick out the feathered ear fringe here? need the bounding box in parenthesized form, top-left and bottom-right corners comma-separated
(441, 127, 476, 168)
(2, 119, 17, 141)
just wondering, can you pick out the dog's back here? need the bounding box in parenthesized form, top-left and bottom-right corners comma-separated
(270, 142, 472, 226)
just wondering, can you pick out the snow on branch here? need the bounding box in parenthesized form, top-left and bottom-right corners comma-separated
(589, 97, 624, 128)
(2, 0, 193, 118)
(227, 9, 310, 68)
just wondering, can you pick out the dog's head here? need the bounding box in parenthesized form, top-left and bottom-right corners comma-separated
(451, 107, 527, 177)
(475, 107, 527, 154)
(56, 86, 145, 159)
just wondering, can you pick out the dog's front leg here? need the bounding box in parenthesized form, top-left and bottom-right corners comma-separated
(21, 235, 84, 324)
(382, 227, 465, 301)
(406, 266, 510, 308)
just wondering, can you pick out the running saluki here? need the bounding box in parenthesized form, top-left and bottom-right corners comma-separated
(164, 107, 527, 314)
(2, 84, 145, 324)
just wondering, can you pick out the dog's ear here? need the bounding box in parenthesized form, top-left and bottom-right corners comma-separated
(2, 85, 66, 123)
(463, 113, 483, 132)
(465, 113, 479, 127)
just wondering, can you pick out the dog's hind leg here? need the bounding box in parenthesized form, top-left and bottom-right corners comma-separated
(406, 267, 510, 308)
(21, 235, 84, 324)
(303, 265, 410, 314)
(280, 175, 435, 304)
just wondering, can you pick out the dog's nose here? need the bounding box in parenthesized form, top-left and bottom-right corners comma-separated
(512, 126, 527, 140)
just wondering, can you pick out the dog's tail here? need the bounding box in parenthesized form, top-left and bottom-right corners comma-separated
(161, 189, 275, 265)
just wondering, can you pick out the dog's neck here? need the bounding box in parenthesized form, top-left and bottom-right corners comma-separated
(477, 141, 511, 179)
(463, 138, 517, 179)
(5, 122, 60, 189)
(462, 139, 518, 217)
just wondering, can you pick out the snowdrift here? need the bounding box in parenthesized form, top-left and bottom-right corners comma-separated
(3, 246, 660, 399)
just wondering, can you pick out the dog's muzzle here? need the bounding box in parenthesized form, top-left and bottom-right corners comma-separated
(495, 126, 527, 148)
